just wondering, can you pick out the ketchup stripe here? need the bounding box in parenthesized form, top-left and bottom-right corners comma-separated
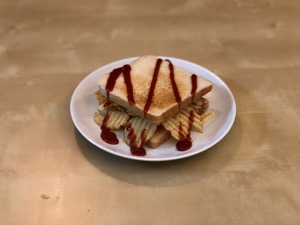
(188, 109, 195, 134)
(166, 60, 181, 107)
(143, 58, 163, 117)
(102, 57, 200, 155)
(105, 67, 123, 102)
(105, 65, 135, 105)
(123, 64, 135, 105)
(176, 109, 194, 151)
(100, 112, 119, 145)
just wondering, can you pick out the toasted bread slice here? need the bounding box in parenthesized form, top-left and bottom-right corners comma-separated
(98, 55, 212, 125)
(146, 125, 171, 148)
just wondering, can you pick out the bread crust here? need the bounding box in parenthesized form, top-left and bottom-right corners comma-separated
(145, 126, 171, 148)
(98, 56, 212, 125)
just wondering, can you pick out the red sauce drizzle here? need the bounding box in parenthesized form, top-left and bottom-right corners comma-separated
(100, 58, 199, 155)
(105, 67, 123, 102)
(122, 64, 135, 105)
(100, 113, 119, 145)
(176, 139, 192, 151)
(105, 64, 135, 105)
(126, 123, 135, 143)
(191, 74, 198, 101)
(178, 122, 185, 140)
(126, 123, 147, 156)
(176, 110, 194, 151)
(140, 129, 147, 147)
(130, 146, 146, 156)
(143, 58, 163, 117)
(166, 60, 181, 107)
(103, 101, 111, 108)
(100, 64, 136, 146)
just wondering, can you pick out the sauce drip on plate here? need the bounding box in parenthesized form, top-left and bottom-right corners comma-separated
(126, 122, 147, 156)
(100, 113, 119, 145)
(176, 109, 194, 151)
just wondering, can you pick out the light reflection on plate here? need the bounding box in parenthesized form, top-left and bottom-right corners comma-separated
(70, 57, 236, 161)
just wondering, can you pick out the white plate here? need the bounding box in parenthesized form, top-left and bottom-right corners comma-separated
(70, 56, 236, 161)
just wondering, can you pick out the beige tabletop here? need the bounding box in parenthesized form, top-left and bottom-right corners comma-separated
(1, 0, 300, 224)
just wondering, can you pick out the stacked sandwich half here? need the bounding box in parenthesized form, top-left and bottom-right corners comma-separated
(94, 55, 215, 156)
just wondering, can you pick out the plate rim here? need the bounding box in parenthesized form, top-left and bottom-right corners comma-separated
(70, 56, 236, 162)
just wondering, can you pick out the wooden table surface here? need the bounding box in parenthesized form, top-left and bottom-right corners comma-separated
(1, 0, 299, 224)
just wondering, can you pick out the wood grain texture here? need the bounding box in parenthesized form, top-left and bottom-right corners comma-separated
(0, 0, 299, 224)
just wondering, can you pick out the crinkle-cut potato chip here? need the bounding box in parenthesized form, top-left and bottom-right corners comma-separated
(162, 117, 189, 141)
(94, 111, 130, 130)
(162, 106, 203, 141)
(108, 111, 130, 130)
(125, 117, 157, 148)
(182, 106, 203, 132)
(94, 112, 104, 126)
(97, 103, 127, 114)
(201, 112, 216, 124)
(97, 104, 106, 113)
(95, 90, 106, 104)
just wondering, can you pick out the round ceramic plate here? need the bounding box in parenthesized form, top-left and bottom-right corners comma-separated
(70, 56, 236, 161)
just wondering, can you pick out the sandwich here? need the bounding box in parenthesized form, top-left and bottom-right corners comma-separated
(94, 55, 215, 156)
